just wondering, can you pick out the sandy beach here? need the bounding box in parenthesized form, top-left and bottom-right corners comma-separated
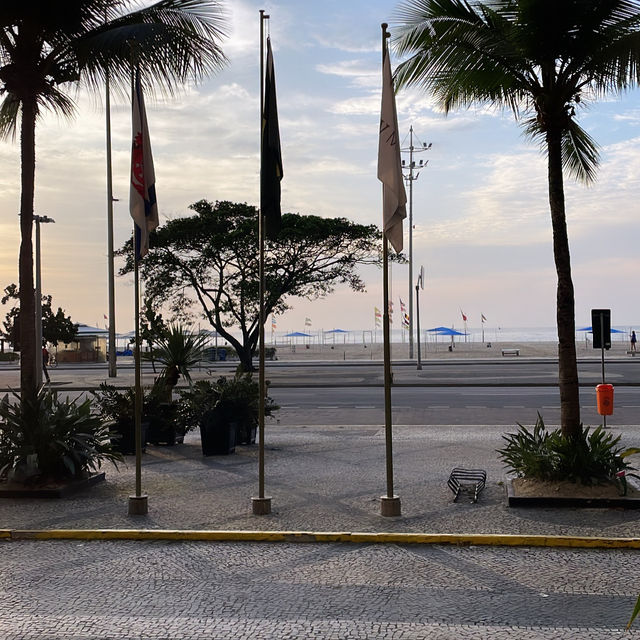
(270, 338, 635, 361)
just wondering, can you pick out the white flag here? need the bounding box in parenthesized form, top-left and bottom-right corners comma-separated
(377, 45, 406, 253)
(130, 70, 159, 259)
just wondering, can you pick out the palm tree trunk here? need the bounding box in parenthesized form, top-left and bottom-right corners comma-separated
(19, 98, 37, 408)
(547, 129, 580, 439)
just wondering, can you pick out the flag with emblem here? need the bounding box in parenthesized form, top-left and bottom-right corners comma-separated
(130, 69, 158, 259)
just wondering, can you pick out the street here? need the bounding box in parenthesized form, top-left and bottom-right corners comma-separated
(273, 385, 640, 425)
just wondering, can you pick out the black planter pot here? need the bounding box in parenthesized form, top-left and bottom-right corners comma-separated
(200, 410, 236, 455)
(147, 403, 185, 446)
(237, 423, 257, 445)
(111, 420, 148, 456)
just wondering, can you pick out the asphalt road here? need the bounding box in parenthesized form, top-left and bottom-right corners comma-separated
(273, 385, 640, 425)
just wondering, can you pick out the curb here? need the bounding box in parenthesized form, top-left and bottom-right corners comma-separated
(3, 529, 640, 549)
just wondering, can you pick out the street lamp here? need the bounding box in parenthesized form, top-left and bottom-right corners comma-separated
(401, 127, 431, 360)
(33, 214, 55, 386)
(416, 265, 424, 370)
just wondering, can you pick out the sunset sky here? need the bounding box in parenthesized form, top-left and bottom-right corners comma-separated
(1, 0, 639, 338)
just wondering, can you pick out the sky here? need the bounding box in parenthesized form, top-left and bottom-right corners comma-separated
(1, 0, 639, 339)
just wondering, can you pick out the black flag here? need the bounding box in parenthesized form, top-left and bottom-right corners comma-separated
(261, 37, 283, 240)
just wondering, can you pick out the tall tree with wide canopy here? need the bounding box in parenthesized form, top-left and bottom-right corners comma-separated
(0, 0, 227, 408)
(118, 200, 385, 372)
(392, 0, 640, 439)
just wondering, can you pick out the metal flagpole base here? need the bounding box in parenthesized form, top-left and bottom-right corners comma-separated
(252, 496, 272, 515)
(380, 495, 401, 517)
(128, 494, 148, 516)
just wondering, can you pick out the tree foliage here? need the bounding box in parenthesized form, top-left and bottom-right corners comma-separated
(118, 200, 385, 371)
(393, 0, 640, 437)
(1, 284, 77, 350)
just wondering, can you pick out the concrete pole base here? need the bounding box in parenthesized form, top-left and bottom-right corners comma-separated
(252, 496, 272, 515)
(380, 495, 401, 517)
(128, 494, 149, 516)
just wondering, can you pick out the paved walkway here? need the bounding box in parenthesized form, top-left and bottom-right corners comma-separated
(2, 363, 640, 638)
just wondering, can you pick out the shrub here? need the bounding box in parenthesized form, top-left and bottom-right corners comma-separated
(0, 388, 122, 484)
(178, 374, 279, 443)
(498, 413, 640, 486)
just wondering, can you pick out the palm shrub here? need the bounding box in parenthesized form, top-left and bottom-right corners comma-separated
(0, 388, 122, 484)
(498, 414, 640, 486)
(145, 324, 208, 397)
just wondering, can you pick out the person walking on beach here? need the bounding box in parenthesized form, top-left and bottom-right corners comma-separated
(42, 346, 50, 383)
(631, 331, 637, 353)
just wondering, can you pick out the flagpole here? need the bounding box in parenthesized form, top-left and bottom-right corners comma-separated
(128, 65, 147, 516)
(105, 71, 117, 378)
(253, 8, 271, 516)
(380, 23, 401, 518)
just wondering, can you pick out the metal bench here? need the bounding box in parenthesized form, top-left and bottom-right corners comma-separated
(501, 348, 520, 356)
(448, 467, 487, 503)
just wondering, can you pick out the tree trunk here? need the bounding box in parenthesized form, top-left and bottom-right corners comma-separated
(546, 129, 581, 439)
(236, 344, 255, 373)
(19, 98, 37, 408)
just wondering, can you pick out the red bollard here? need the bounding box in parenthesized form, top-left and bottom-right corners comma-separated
(596, 384, 614, 416)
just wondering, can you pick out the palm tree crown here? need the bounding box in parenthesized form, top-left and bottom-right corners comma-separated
(392, 0, 640, 437)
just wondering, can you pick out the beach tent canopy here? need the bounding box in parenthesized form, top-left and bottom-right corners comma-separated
(324, 328, 349, 334)
(427, 326, 451, 332)
(283, 331, 312, 338)
(577, 326, 625, 333)
(434, 328, 468, 336)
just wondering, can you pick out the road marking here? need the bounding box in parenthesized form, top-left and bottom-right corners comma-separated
(511, 405, 526, 409)
(542, 406, 559, 409)
(428, 405, 450, 409)
(466, 405, 487, 409)
(355, 406, 375, 409)
(318, 406, 340, 409)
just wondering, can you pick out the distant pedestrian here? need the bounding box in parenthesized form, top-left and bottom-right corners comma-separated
(631, 331, 637, 353)
(42, 346, 50, 383)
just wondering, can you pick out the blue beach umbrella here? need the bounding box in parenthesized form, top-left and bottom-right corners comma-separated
(577, 326, 625, 333)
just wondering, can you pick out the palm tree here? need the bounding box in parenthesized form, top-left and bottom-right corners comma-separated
(0, 0, 227, 408)
(392, 0, 640, 439)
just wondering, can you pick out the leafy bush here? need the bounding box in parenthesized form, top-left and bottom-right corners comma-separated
(0, 388, 122, 484)
(0, 352, 19, 362)
(92, 383, 184, 450)
(498, 413, 640, 486)
(178, 374, 279, 443)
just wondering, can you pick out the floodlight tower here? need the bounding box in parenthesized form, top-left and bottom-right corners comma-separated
(401, 127, 431, 360)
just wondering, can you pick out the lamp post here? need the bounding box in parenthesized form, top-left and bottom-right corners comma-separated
(416, 265, 424, 370)
(33, 215, 55, 386)
(401, 127, 431, 360)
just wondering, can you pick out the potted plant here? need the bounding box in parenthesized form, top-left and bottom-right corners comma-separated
(92, 384, 150, 455)
(178, 374, 279, 455)
(0, 388, 122, 487)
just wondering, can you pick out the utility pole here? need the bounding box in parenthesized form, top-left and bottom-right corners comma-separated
(34, 215, 55, 386)
(401, 127, 431, 360)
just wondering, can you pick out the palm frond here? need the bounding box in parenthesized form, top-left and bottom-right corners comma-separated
(0, 93, 19, 140)
(74, 0, 228, 98)
(393, 0, 535, 115)
(561, 118, 599, 184)
(521, 114, 600, 184)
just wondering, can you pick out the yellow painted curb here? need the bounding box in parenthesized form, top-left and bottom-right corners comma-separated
(7, 529, 640, 549)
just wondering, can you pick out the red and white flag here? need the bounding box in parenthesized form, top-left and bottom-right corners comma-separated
(130, 69, 158, 259)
